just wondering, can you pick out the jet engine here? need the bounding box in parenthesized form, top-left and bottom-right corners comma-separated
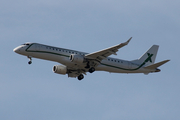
(53, 65, 67, 75)
(69, 54, 84, 64)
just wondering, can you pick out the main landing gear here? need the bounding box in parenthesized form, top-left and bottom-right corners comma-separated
(85, 61, 96, 73)
(89, 67, 95, 73)
(77, 67, 95, 81)
(78, 74, 84, 81)
(27, 56, 32, 64)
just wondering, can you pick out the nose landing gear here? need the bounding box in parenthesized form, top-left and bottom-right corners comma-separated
(27, 56, 32, 64)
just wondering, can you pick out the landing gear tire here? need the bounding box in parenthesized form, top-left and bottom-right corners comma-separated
(78, 74, 84, 81)
(27, 56, 32, 65)
(89, 67, 95, 73)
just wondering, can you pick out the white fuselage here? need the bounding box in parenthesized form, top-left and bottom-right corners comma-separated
(14, 43, 151, 74)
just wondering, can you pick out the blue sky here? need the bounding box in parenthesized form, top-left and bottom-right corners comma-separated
(1, 0, 180, 120)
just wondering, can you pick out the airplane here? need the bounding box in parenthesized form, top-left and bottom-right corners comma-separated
(13, 37, 170, 80)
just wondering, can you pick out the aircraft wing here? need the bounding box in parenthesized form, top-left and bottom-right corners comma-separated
(85, 37, 132, 61)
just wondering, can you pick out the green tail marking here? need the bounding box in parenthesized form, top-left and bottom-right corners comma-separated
(146, 53, 153, 63)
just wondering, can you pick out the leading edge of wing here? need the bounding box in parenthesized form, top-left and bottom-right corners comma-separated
(85, 37, 132, 60)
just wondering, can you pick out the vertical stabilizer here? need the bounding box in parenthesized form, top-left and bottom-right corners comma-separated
(138, 45, 159, 66)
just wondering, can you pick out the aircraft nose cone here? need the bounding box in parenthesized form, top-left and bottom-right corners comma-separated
(13, 48, 17, 53)
(13, 47, 20, 53)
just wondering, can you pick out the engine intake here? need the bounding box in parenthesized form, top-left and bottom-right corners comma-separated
(53, 65, 67, 75)
(69, 54, 84, 64)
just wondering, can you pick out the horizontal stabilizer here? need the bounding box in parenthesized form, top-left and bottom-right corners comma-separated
(144, 60, 170, 69)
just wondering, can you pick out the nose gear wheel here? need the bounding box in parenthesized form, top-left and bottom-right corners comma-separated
(27, 56, 32, 64)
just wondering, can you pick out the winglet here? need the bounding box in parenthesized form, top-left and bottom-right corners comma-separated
(124, 37, 132, 45)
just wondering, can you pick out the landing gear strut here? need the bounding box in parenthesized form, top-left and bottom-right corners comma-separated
(78, 74, 84, 81)
(27, 56, 32, 64)
(85, 61, 90, 69)
(85, 61, 96, 73)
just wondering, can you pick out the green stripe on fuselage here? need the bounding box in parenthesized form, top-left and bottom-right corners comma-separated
(25, 43, 151, 71)
(25, 43, 70, 57)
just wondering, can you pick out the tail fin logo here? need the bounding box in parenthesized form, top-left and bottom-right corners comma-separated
(145, 53, 153, 63)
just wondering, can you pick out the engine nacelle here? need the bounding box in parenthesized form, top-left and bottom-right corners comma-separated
(69, 54, 84, 64)
(53, 65, 67, 75)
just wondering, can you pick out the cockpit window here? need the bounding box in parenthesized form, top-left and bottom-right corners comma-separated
(22, 43, 30, 45)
